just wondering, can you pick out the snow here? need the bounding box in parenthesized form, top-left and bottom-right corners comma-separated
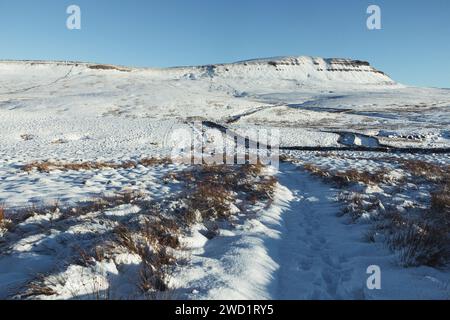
(173, 180, 293, 300)
(171, 162, 449, 300)
(0, 162, 181, 208)
(0, 57, 449, 300)
(273, 164, 449, 299)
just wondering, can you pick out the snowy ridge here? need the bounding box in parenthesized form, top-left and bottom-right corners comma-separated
(181, 56, 395, 85)
(0, 56, 397, 87)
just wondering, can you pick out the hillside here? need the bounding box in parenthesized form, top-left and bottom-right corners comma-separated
(0, 56, 449, 300)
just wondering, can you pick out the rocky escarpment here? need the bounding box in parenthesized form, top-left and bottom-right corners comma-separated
(179, 56, 395, 85)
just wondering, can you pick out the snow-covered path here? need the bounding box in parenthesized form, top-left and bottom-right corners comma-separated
(272, 163, 363, 299)
(268, 163, 449, 300)
(178, 162, 449, 300)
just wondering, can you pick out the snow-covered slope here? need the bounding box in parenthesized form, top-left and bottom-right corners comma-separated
(0, 55, 397, 99)
(168, 56, 396, 86)
(0, 56, 449, 162)
(0, 57, 449, 300)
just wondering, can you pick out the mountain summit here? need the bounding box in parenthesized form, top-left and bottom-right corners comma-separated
(176, 56, 396, 86)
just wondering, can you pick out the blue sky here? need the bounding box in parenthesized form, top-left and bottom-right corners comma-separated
(0, 0, 449, 87)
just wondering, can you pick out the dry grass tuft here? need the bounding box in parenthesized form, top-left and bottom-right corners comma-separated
(52, 138, 68, 144)
(88, 64, 131, 72)
(0, 205, 13, 234)
(303, 163, 390, 187)
(74, 247, 97, 268)
(20, 134, 34, 141)
(339, 193, 382, 221)
(369, 200, 450, 268)
(114, 225, 142, 255)
(139, 248, 174, 293)
(188, 180, 234, 221)
(23, 157, 173, 173)
(142, 218, 180, 250)
(387, 220, 449, 267)
(0, 205, 5, 223)
(279, 154, 295, 163)
(23, 283, 57, 298)
(401, 160, 449, 182)
(113, 213, 181, 294)
(431, 191, 450, 213)
(23, 161, 111, 173)
(428, 181, 450, 229)
(178, 164, 277, 225)
(139, 157, 173, 167)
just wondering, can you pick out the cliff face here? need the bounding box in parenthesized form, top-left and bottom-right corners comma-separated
(180, 56, 395, 85)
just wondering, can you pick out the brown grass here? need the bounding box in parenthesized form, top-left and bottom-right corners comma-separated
(401, 160, 449, 182)
(52, 138, 68, 144)
(428, 181, 450, 229)
(114, 225, 142, 255)
(387, 220, 449, 267)
(74, 246, 97, 268)
(88, 64, 130, 72)
(431, 190, 450, 212)
(187, 174, 234, 222)
(4, 190, 182, 298)
(178, 164, 277, 225)
(23, 283, 57, 298)
(23, 161, 112, 173)
(338, 193, 382, 221)
(139, 157, 173, 167)
(303, 160, 449, 268)
(20, 134, 34, 141)
(0, 205, 4, 223)
(279, 154, 293, 163)
(8, 162, 277, 297)
(142, 218, 180, 250)
(139, 248, 174, 294)
(113, 213, 181, 294)
(303, 163, 390, 187)
(0, 205, 13, 233)
(23, 157, 172, 173)
(369, 198, 450, 268)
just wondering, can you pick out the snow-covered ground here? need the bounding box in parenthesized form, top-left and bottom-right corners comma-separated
(0, 57, 449, 300)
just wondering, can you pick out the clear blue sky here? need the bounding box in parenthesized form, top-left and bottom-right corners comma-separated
(0, 0, 449, 87)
